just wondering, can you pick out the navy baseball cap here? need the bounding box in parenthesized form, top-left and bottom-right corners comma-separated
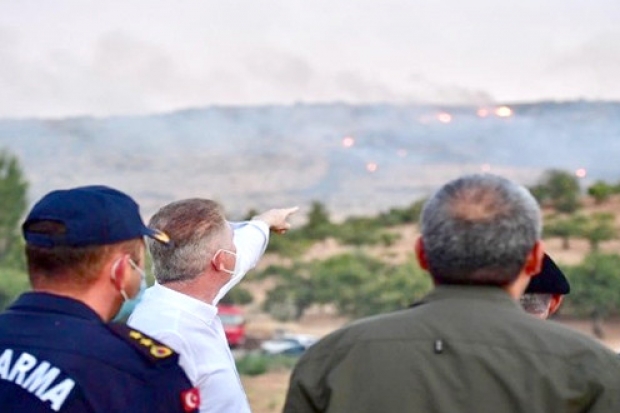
(525, 254, 570, 295)
(23, 185, 169, 248)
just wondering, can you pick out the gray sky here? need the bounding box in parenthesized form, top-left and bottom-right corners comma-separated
(1, 0, 619, 118)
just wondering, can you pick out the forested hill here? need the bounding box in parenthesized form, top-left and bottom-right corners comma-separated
(0, 101, 619, 219)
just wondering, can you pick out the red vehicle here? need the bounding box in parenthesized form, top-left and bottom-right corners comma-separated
(217, 304, 246, 348)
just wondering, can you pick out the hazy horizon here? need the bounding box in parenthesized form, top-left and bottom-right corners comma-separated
(1, 1, 619, 118)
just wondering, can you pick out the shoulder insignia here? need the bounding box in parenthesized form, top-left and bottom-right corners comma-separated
(107, 322, 177, 364)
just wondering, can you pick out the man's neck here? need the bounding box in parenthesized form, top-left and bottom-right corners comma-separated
(32, 285, 114, 321)
(161, 275, 220, 305)
(503, 272, 531, 300)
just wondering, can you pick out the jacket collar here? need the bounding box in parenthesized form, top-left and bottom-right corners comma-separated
(416, 284, 522, 310)
(8, 291, 103, 321)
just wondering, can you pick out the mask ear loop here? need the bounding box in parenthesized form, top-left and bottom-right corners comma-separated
(213, 249, 236, 275)
(110, 258, 129, 301)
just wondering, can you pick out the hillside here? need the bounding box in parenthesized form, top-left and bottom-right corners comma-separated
(1, 101, 619, 221)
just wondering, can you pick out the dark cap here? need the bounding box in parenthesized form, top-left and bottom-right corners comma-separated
(23, 185, 169, 248)
(525, 254, 570, 295)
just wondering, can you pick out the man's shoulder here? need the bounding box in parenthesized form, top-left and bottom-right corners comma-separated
(128, 302, 196, 358)
(299, 310, 410, 357)
(129, 296, 187, 333)
(103, 323, 200, 412)
(524, 317, 618, 354)
(106, 322, 180, 366)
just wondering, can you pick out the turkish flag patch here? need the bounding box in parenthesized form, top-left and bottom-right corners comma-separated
(181, 387, 201, 412)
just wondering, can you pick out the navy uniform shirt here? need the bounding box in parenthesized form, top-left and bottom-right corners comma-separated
(0, 292, 200, 413)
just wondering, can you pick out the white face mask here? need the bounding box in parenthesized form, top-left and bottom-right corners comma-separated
(111, 258, 147, 322)
(213, 248, 237, 276)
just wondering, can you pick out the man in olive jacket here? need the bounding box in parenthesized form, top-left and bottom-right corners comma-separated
(283, 174, 620, 413)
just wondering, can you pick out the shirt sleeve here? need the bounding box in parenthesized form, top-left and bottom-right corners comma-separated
(213, 220, 269, 304)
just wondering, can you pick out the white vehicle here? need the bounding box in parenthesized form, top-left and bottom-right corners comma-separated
(260, 333, 318, 355)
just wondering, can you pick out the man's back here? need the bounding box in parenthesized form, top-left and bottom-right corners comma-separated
(0, 292, 199, 413)
(285, 286, 620, 413)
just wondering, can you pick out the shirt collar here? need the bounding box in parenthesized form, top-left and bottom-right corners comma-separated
(8, 291, 104, 321)
(146, 282, 218, 324)
(422, 284, 522, 310)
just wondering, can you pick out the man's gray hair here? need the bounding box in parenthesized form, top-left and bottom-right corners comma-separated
(520, 293, 552, 316)
(420, 174, 542, 285)
(147, 199, 228, 283)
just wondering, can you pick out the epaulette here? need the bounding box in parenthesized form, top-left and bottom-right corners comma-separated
(107, 322, 179, 365)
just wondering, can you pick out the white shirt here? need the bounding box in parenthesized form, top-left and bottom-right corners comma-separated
(128, 220, 269, 413)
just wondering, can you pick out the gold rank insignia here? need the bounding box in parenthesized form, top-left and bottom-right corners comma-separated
(108, 323, 176, 362)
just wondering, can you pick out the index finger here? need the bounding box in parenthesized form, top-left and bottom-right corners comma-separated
(282, 206, 300, 216)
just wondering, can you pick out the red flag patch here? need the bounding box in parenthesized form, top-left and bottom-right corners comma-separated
(181, 387, 200, 412)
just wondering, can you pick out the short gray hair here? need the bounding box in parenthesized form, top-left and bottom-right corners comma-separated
(520, 293, 552, 316)
(420, 174, 542, 285)
(147, 199, 228, 283)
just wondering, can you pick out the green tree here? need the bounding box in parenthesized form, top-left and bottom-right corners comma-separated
(261, 252, 433, 320)
(530, 169, 581, 213)
(563, 253, 620, 329)
(261, 263, 316, 321)
(376, 198, 427, 226)
(304, 201, 333, 240)
(335, 216, 400, 246)
(580, 213, 617, 252)
(349, 257, 432, 317)
(587, 180, 614, 204)
(0, 267, 30, 310)
(544, 214, 586, 250)
(310, 253, 387, 316)
(0, 150, 28, 269)
(220, 286, 254, 305)
(265, 229, 314, 258)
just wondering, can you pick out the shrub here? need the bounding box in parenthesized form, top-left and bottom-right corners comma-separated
(236, 353, 269, 376)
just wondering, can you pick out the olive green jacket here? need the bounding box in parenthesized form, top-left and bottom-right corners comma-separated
(284, 285, 620, 413)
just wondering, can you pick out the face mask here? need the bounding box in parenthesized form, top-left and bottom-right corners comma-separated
(112, 259, 147, 322)
(213, 248, 238, 276)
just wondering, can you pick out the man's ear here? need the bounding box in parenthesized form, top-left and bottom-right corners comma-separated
(524, 241, 544, 278)
(414, 237, 430, 270)
(211, 250, 224, 272)
(548, 295, 564, 316)
(110, 255, 130, 290)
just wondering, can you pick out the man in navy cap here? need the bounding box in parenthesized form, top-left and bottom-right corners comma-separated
(520, 253, 570, 319)
(0, 186, 200, 413)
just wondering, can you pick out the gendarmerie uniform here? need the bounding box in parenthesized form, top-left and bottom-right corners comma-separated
(0, 292, 199, 413)
(284, 285, 620, 413)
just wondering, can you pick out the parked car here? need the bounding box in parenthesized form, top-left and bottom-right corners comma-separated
(217, 304, 246, 348)
(260, 333, 318, 356)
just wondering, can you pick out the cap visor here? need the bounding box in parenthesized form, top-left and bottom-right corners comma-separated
(143, 227, 170, 245)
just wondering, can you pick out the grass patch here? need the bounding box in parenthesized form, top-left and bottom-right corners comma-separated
(236, 353, 300, 376)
